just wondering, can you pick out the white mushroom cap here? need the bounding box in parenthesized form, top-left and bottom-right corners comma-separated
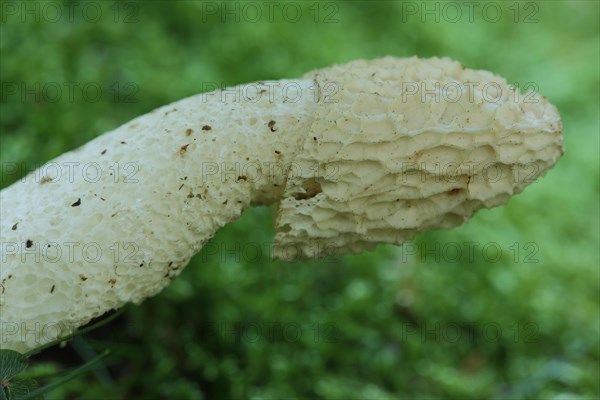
(272, 57, 562, 259)
(0, 57, 562, 352)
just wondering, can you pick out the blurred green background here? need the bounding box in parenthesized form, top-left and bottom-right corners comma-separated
(1, 1, 598, 399)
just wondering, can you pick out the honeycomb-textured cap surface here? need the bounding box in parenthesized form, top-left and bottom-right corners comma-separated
(272, 57, 563, 259)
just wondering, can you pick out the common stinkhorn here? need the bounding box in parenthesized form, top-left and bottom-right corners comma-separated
(0, 57, 563, 352)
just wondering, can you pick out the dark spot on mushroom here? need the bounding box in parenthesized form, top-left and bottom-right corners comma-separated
(274, 150, 281, 155)
(313, 137, 317, 141)
(11, 223, 17, 230)
(237, 176, 247, 182)
(71, 198, 81, 207)
(164, 108, 177, 116)
(202, 125, 212, 131)
(109, 278, 117, 286)
(101, 149, 107, 155)
(40, 176, 52, 185)
(279, 224, 292, 233)
(168, 262, 173, 267)
(292, 178, 322, 201)
(187, 192, 195, 198)
(448, 188, 462, 195)
(50, 284, 55, 294)
(111, 212, 118, 217)
(178, 183, 185, 191)
(185, 128, 194, 136)
(268, 120, 277, 132)
(128, 123, 139, 129)
(80, 275, 88, 281)
(179, 144, 189, 156)
(222, 199, 228, 205)
(139, 262, 144, 267)
(121, 141, 127, 144)
(26, 240, 33, 248)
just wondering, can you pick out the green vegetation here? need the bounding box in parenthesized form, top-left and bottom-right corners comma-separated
(1, 1, 598, 399)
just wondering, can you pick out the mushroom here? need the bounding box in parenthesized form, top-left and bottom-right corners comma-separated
(0, 57, 563, 353)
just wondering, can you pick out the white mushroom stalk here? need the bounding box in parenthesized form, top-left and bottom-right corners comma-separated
(0, 57, 563, 353)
